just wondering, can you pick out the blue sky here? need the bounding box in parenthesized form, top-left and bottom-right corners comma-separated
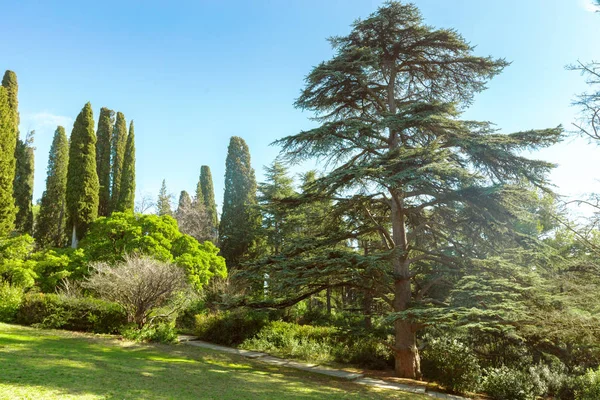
(2, 0, 600, 214)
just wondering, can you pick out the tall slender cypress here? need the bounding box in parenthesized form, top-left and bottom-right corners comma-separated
(35, 126, 69, 247)
(0, 72, 18, 235)
(109, 112, 127, 212)
(194, 175, 204, 207)
(66, 102, 99, 247)
(200, 165, 218, 238)
(95, 107, 114, 217)
(219, 136, 260, 267)
(156, 179, 172, 216)
(116, 121, 135, 213)
(13, 130, 35, 234)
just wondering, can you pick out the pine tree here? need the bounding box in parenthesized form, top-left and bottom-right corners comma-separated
(0, 72, 18, 235)
(156, 179, 172, 216)
(259, 2, 562, 378)
(66, 102, 99, 247)
(95, 107, 114, 217)
(13, 130, 35, 234)
(35, 126, 69, 247)
(198, 166, 218, 240)
(219, 136, 260, 267)
(109, 112, 127, 212)
(116, 121, 135, 213)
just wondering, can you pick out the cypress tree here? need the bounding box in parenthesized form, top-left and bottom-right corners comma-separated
(194, 174, 204, 208)
(109, 112, 127, 212)
(66, 102, 99, 247)
(95, 107, 114, 217)
(13, 130, 35, 234)
(156, 179, 172, 216)
(219, 136, 260, 267)
(116, 121, 135, 213)
(0, 75, 17, 235)
(200, 165, 218, 237)
(177, 190, 193, 217)
(35, 126, 69, 247)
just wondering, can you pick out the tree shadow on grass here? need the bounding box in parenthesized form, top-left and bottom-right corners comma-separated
(0, 325, 417, 400)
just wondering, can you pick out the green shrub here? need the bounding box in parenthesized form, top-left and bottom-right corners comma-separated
(194, 309, 271, 346)
(16, 293, 127, 333)
(332, 334, 393, 370)
(421, 334, 482, 394)
(0, 282, 24, 322)
(483, 366, 537, 400)
(241, 321, 337, 363)
(575, 367, 600, 400)
(527, 363, 577, 399)
(196, 311, 393, 369)
(176, 299, 206, 332)
(122, 322, 178, 343)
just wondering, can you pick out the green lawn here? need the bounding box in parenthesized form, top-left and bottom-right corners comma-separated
(0, 323, 427, 400)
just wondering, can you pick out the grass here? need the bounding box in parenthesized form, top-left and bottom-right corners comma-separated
(0, 323, 428, 400)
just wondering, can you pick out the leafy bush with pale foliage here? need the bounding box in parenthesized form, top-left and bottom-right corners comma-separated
(84, 254, 190, 327)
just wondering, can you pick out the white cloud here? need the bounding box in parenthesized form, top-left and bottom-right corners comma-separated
(581, 0, 600, 12)
(23, 112, 73, 131)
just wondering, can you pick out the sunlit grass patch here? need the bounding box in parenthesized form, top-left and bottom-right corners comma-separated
(0, 323, 426, 400)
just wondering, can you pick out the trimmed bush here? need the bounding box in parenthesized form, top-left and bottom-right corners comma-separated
(0, 282, 23, 322)
(16, 293, 127, 333)
(421, 334, 482, 394)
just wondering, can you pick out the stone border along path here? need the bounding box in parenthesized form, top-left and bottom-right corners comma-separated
(177, 336, 469, 400)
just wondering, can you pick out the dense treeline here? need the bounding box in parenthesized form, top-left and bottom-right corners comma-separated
(2, 1, 600, 398)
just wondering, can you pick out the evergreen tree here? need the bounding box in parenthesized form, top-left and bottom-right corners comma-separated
(66, 102, 99, 247)
(219, 136, 260, 267)
(199, 166, 218, 239)
(35, 126, 69, 247)
(109, 112, 127, 212)
(156, 179, 172, 216)
(194, 174, 204, 207)
(116, 121, 135, 213)
(0, 76, 17, 235)
(13, 130, 35, 234)
(95, 107, 114, 217)
(177, 190, 193, 216)
(258, 161, 295, 255)
(177, 189, 212, 242)
(257, 2, 562, 378)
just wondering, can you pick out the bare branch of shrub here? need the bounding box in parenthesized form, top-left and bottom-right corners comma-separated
(83, 254, 189, 327)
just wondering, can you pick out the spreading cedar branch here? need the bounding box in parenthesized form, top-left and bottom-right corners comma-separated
(243, 1, 563, 379)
